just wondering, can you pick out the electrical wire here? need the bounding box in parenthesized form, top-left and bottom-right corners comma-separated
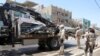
(95, 0, 100, 8)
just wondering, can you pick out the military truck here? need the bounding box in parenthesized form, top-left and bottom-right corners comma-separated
(0, 2, 60, 50)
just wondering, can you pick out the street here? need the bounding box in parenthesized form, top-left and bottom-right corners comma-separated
(0, 37, 77, 56)
(93, 49, 100, 56)
(0, 0, 100, 56)
(0, 37, 100, 56)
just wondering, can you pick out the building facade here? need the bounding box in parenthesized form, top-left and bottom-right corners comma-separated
(34, 5, 72, 26)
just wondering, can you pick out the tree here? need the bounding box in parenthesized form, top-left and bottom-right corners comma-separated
(21, 1, 37, 7)
(8, 0, 37, 8)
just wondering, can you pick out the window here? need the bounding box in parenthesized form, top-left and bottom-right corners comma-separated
(65, 13, 68, 16)
(14, 11, 30, 19)
(57, 11, 60, 15)
(0, 21, 3, 27)
(14, 11, 22, 17)
(24, 14, 30, 19)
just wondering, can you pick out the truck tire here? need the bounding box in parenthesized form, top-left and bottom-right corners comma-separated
(0, 38, 5, 45)
(38, 40, 46, 50)
(46, 38, 60, 50)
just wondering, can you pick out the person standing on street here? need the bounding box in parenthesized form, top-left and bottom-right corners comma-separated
(75, 24, 83, 49)
(58, 24, 66, 55)
(84, 28, 97, 56)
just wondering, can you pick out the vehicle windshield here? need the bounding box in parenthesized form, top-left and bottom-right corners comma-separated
(14, 11, 30, 19)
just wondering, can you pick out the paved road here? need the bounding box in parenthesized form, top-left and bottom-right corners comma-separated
(0, 37, 78, 56)
(93, 49, 100, 56)
(0, 36, 100, 56)
(80, 47, 100, 56)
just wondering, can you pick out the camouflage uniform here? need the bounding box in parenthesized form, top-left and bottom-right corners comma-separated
(75, 29, 83, 48)
(58, 25, 66, 55)
(84, 28, 96, 56)
(75, 24, 83, 49)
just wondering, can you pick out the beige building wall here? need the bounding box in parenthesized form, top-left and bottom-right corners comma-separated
(34, 5, 72, 26)
(50, 5, 72, 25)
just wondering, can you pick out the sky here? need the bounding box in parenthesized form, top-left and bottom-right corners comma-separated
(0, 0, 100, 27)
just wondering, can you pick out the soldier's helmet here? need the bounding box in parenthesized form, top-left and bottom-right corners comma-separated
(88, 28, 95, 33)
(78, 24, 82, 28)
(59, 24, 64, 30)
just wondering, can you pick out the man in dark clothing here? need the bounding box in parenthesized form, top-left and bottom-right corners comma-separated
(84, 28, 97, 56)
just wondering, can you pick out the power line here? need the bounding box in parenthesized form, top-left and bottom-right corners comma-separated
(95, 0, 100, 8)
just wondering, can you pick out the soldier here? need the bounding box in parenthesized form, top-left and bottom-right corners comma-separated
(84, 28, 97, 56)
(75, 24, 83, 49)
(58, 24, 66, 55)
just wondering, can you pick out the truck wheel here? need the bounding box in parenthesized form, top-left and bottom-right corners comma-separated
(38, 40, 46, 50)
(21, 40, 24, 45)
(0, 38, 5, 45)
(46, 38, 60, 50)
